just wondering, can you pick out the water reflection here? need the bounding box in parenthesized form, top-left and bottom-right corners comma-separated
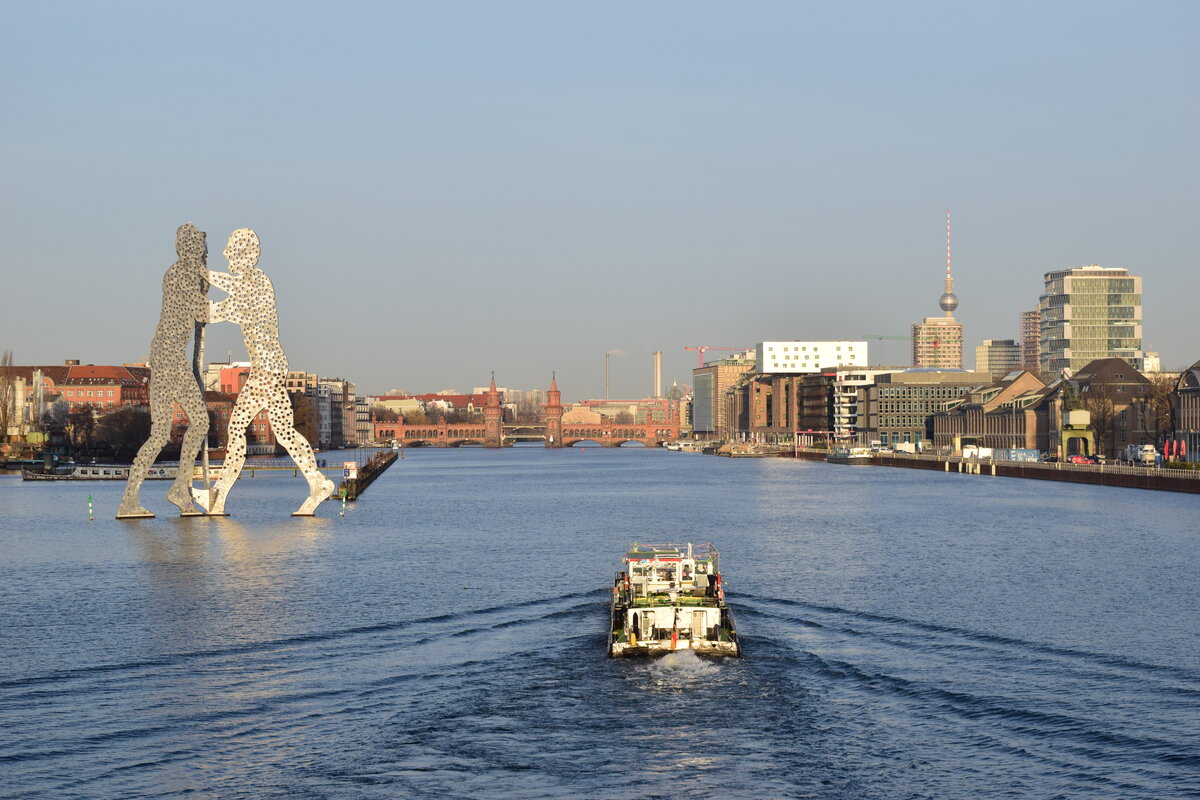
(126, 513, 332, 656)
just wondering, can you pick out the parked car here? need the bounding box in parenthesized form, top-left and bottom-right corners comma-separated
(1067, 454, 1092, 464)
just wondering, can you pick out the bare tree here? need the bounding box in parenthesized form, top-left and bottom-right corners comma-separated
(1080, 383, 1116, 457)
(1146, 373, 1177, 440)
(373, 405, 400, 423)
(68, 404, 97, 455)
(0, 350, 12, 447)
(40, 398, 69, 451)
(96, 406, 152, 462)
(514, 395, 544, 424)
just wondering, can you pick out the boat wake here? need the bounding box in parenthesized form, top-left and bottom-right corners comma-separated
(647, 649, 722, 683)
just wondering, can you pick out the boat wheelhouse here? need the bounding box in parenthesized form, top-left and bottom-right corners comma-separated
(609, 542, 740, 657)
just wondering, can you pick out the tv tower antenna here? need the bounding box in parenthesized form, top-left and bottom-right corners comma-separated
(939, 210, 958, 317)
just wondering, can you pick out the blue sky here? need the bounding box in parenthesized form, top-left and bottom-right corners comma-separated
(2, 1, 1196, 399)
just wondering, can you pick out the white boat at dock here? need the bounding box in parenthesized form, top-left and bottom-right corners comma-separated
(609, 542, 741, 657)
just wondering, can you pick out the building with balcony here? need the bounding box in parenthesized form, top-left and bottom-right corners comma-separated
(1038, 265, 1142, 375)
(1020, 310, 1040, 371)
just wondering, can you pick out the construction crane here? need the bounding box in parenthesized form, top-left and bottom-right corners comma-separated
(862, 333, 963, 368)
(684, 346, 742, 368)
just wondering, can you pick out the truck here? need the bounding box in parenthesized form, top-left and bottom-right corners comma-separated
(1125, 444, 1157, 466)
(992, 448, 1041, 463)
(961, 445, 994, 460)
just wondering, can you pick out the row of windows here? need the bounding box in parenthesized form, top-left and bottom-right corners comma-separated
(63, 389, 117, 398)
(880, 417, 932, 428)
(879, 403, 944, 413)
(767, 345, 856, 352)
(878, 387, 964, 399)
(1064, 279, 1137, 293)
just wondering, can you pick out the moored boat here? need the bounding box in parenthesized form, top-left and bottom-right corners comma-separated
(609, 542, 741, 657)
(827, 445, 873, 465)
(22, 464, 178, 481)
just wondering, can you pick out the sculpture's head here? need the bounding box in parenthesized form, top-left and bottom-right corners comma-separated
(175, 223, 207, 264)
(223, 228, 260, 272)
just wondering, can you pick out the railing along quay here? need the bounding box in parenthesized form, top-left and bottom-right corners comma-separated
(815, 449, 1200, 494)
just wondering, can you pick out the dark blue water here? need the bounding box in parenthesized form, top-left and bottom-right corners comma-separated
(2, 447, 1198, 799)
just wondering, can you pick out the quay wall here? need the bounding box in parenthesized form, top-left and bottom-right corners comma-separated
(778, 448, 1200, 494)
(874, 453, 1200, 494)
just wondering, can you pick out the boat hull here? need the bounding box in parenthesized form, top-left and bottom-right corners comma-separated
(22, 465, 178, 481)
(826, 455, 872, 465)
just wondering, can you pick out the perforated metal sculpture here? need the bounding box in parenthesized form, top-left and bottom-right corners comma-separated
(116, 224, 211, 519)
(190, 228, 335, 516)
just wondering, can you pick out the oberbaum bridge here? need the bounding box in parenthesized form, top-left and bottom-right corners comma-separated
(373, 377, 682, 448)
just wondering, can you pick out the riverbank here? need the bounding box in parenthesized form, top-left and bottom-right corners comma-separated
(789, 448, 1200, 494)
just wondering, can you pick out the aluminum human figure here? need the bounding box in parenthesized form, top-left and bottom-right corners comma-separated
(117, 223, 210, 518)
(192, 228, 335, 516)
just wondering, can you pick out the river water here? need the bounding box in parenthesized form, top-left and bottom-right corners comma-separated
(1, 447, 1198, 799)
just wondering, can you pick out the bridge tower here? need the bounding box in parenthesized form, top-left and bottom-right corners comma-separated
(544, 373, 563, 448)
(483, 373, 504, 447)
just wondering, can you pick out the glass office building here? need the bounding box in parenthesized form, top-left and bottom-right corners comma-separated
(1038, 265, 1142, 374)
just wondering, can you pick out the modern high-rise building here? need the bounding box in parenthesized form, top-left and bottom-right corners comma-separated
(975, 339, 1022, 376)
(912, 213, 963, 368)
(1020, 310, 1040, 371)
(1038, 265, 1142, 374)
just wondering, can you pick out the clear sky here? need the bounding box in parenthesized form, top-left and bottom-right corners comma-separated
(2, 1, 1196, 399)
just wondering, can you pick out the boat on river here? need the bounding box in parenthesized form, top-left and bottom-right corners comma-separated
(22, 464, 178, 481)
(609, 542, 741, 657)
(827, 446, 873, 465)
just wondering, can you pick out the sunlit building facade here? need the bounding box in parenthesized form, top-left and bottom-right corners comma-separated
(1038, 265, 1142, 375)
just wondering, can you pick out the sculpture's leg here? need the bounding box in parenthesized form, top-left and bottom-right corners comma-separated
(196, 391, 258, 515)
(117, 395, 172, 519)
(169, 386, 209, 516)
(267, 388, 334, 516)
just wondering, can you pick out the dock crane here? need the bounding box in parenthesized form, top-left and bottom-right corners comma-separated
(684, 346, 742, 368)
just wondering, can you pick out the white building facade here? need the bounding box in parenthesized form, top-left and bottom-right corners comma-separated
(756, 341, 868, 374)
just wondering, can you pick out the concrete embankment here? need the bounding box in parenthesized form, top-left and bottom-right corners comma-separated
(789, 449, 1200, 494)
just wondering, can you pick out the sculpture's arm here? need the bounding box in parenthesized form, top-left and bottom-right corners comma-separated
(209, 297, 235, 325)
(206, 270, 237, 293)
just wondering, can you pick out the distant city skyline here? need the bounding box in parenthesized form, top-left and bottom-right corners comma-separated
(2, 2, 1196, 399)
